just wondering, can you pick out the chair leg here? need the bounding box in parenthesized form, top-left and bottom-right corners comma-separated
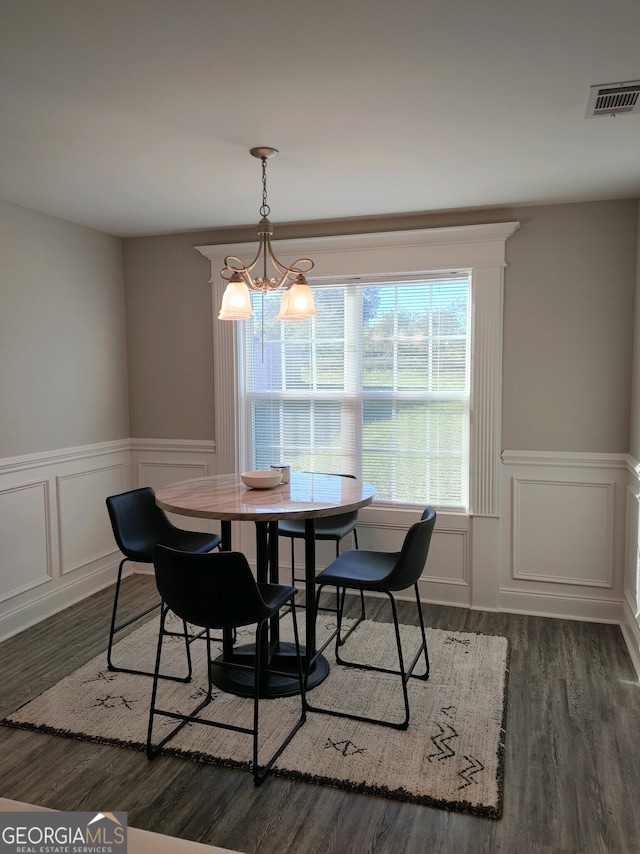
(325, 533, 365, 624)
(107, 558, 156, 668)
(333, 588, 366, 645)
(303, 582, 358, 693)
(334, 582, 366, 647)
(306, 589, 428, 729)
(291, 537, 296, 587)
(334, 531, 366, 628)
(335, 590, 428, 683)
(147, 610, 214, 758)
(410, 582, 430, 679)
(252, 600, 307, 786)
(389, 593, 411, 729)
(107, 558, 194, 683)
(350, 530, 367, 624)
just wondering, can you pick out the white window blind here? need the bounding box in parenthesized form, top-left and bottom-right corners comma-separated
(238, 275, 470, 509)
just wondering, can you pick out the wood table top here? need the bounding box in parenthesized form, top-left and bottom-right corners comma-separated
(155, 472, 375, 522)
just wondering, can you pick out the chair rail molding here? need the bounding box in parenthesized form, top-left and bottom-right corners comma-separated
(0, 438, 131, 476)
(502, 449, 629, 469)
(129, 437, 217, 455)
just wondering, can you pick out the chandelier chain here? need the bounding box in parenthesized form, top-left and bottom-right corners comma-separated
(260, 157, 270, 219)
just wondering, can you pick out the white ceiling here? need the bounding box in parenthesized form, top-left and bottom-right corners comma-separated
(1, 0, 640, 238)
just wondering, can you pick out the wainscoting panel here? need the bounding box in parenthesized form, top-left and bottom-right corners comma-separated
(512, 477, 614, 587)
(624, 482, 640, 612)
(622, 469, 640, 679)
(0, 479, 51, 602)
(0, 441, 131, 642)
(56, 464, 125, 575)
(500, 451, 627, 623)
(423, 523, 469, 586)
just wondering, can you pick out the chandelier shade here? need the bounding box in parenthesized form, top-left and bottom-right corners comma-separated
(217, 273, 253, 320)
(276, 275, 317, 320)
(218, 147, 317, 321)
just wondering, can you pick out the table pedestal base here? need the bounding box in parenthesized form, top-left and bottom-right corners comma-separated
(210, 642, 329, 699)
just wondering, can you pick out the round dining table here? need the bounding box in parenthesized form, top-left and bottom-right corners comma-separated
(155, 472, 375, 698)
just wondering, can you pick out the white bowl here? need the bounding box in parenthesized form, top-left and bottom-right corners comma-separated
(241, 470, 283, 489)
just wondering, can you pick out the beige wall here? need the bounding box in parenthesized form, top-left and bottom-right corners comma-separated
(122, 233, 215, 440)
(0, 200, 129, 458)
(123, 199, 638, 454)
(502, 199, 637, 452)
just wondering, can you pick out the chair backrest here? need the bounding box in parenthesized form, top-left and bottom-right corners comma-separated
(152, 545, 271, 629)
(106, 487, 176, 563)
(385, 506, 437, 592)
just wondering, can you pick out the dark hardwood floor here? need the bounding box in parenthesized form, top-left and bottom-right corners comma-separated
(1, 574, 639, 854)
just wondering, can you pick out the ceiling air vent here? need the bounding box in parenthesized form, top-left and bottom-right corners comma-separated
(585, 80, 640, 117)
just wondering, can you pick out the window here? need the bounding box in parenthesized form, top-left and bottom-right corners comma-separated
(238, 275, 470, 508)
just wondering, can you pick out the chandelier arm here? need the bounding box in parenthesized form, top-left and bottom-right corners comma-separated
(288, 258, 314, 274)
(222, 239, 268, 289)
(263, 235, 315, 281)
(224, 243, 263, 275)
(274, 265, 312, 290)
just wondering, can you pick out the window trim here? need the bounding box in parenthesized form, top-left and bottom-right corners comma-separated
(197, 222, 520, 517)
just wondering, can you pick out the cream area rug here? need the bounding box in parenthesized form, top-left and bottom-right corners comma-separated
(1, 612, 509, 818)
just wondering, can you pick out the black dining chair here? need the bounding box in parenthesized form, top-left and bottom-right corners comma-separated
(304, 506, 437, 729)
(277, 473, 366, 622)
(105, 486, 222, 680)
(146, 545, 306, 786)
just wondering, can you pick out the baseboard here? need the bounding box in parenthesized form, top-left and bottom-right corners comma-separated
(497, 588, 623, 625)
(621, 595, 640, 681)
(0, 562, 120, 644)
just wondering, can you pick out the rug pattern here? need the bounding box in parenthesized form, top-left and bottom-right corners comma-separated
(1, 613, 509, 818)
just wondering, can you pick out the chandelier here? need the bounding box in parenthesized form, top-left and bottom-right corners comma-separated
(218, 147, 317, 321)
